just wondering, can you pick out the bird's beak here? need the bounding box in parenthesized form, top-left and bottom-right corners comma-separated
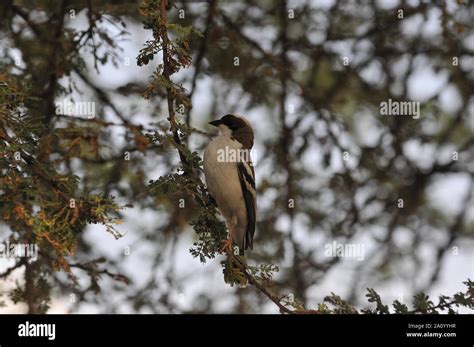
(209, 120, 222, 127)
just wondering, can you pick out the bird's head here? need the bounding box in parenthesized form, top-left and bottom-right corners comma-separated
(209, 114, 254, 149)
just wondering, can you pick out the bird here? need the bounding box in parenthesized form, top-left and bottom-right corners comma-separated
(203, 114, 256, 255)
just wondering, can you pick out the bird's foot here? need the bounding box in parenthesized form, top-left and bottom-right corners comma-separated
(220, 239, 233, 254)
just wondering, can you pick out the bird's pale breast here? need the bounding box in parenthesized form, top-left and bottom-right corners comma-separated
(203, 136, 247, 226)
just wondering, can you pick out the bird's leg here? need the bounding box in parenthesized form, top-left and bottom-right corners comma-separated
(220, 215, 237, 254)
(220, 239, 232, 254)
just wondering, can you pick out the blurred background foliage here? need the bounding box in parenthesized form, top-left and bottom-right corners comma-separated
(0, 0, 473, 313)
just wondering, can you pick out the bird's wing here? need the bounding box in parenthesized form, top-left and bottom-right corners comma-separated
(237, 159, 256, 250)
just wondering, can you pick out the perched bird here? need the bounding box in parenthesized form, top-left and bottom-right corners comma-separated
(203, 114, 256, 254)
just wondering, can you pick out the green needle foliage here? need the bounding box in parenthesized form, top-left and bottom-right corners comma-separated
(1, 65, 129, 312)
